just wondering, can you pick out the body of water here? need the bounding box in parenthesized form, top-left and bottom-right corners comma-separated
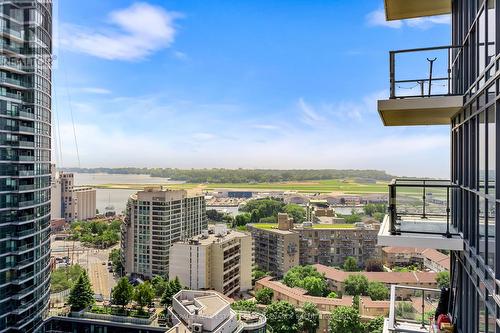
(73, 173, 183, 214)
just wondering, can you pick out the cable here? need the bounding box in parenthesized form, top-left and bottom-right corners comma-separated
(53, 83, 63, 167)
(62, 63, 81, 168)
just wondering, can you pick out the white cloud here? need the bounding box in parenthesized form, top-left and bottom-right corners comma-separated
(192, 132, 217, 141)
(252, 124, 280, 130)
(366, 9, 450, 30)
(79, 87, 112, 94)
(366, 9, 402, 29)
(60, 2, 180, 61)
(298, 98, 325, 126)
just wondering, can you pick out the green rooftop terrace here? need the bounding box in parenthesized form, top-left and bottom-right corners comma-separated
(249, 223, 356, 230)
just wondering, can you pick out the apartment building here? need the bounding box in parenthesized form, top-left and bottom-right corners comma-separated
(167, 290, 266, 333)
(297, 223, 380, 267)
(382, 247, 450, 272)
(121, 188, 207, 278)
(375, 1, 499, 332)
(169, 224, 252, 296)
(247, 215, 300, 277)
(50, 171, 96, 222)
(0, 1, 53, 332)
(249, 216, 380, 276)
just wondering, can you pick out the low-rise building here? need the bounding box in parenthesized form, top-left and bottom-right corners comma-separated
(167, 290, 266, 333)
(169, 225, 252, 297)
(358, 296, 390, 319)
(255, 276, 353, 332)
(313, 264, 438, 299)
(382, 247, 450, 272)
(73, 186, 97, 221)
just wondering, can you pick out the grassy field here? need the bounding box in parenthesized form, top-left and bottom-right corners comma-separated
(85, 179, 389, 194)
(250, 223, 356, 230)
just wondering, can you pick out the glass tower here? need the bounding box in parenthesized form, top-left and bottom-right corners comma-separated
(0, 1, 52, 332)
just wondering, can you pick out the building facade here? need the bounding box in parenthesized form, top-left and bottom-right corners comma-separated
(247, 222, 300, 277)
(0, 1, 53, 332)
(376, 1, 500, 331)
(169, 225, 252, 297)
(72, 186, 96, 221)
(121, 188, 207, 278)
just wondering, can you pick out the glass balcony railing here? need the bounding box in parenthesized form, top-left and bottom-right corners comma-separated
(388, 179, 459, 237)
(385, 285, 444, 333)
(389, 45, 462, 99)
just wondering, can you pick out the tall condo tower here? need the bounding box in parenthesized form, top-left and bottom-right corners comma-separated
(0, 1, 52, 332)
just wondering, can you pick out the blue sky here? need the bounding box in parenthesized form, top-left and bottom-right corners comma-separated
(53, 0, 452, 177)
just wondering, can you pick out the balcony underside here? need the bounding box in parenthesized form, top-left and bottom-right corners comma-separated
(384, 0, 451, 21)
(383, 318, 431, 333)
(378, 96, 462, 126)
(378, 215, 464, 251)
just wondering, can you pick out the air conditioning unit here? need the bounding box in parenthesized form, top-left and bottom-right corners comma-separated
(192, 323, 203, 333)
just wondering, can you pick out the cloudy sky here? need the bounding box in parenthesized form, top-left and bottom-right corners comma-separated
(53, 0, 451, 177)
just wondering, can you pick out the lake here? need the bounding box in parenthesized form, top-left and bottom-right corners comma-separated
(73, 173, 183, 214)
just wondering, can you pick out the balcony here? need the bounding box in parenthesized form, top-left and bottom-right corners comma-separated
(384, 0, 451, 21)
(377, 179, 463, 251)
(378, 46, 463, 126)
(383, 285, 443, 333)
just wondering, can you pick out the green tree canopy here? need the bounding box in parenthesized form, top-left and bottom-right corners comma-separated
(265, 301, 299, 333)
(235, 213, 252, 226)
(327, 291, 338, 299)
(299, 302, 320, 333)
(344, 274, 369, 296)
(302, 276, 328, 297)
(343, 256, 359, 272)
(367, 282, 389, 301)
(111, 277, 134, 308)
(364, 316, 385, 333)
(365, 259, 384, 272)
(283, 266, 324, 288)
(255, 287, 274, 305)
(231, 300, 258, 312)
(329, 306, 363, 333)
(436, 271, 450, 289)
(151, 275, 167, 297)
(160, 278, 183, 307)
(134, 282, 155, 311)
(283, 204, 306, 223)
(68, 270, 94, 311)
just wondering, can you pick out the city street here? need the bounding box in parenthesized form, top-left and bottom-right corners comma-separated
(51, 238, 118, 300)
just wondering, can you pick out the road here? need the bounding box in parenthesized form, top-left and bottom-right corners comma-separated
(51, 238, 118, 300)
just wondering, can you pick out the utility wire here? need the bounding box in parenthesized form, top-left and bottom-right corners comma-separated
(62, 62, 81, 168)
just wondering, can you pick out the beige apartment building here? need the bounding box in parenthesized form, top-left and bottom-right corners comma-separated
(50, 167, 97, 222)
(248, 214, 380, 276)
(247, 214, 300, 277)
(169, 224, 252, 296)
(382, 247, 450, 272)
(121, 188, 207, 278)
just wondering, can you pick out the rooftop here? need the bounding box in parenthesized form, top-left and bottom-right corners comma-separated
(178, 228, 248, 246)
(313, 264, 438, 285)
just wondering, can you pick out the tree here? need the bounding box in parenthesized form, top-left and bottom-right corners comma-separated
(283, 265, 324, 289)
(329, 306, 362, 333)
(396, 302, 415, 320)
(160, 279, 183, 307)
(363, 204, 386, 217)
(364, 316, 384, 333)
(206, 209, 224, 222)
(436, 271, 450, 289)
(327, 291, 338, 299)
(343, 256, 359, 272)
(151, 275, 167, 297)
(68, 271, 94, 311)
(235, 213, 252, 226)
(299, 302, 320, 333)
(111, 277, 134, 308)
(255, 287, 274, 305)
(302, 276, 327, 297)
(367, 282, 389, 301)
(134, 282, 155, 312)
(108, 249, 123, 275)
(365, 259, 384, 272)
(252, 268, 268, 281)
(344, 274, 369, 296)
(283, 204, 306, 223)
(265, 301, 299, 333)
(231, 300, 258, 312)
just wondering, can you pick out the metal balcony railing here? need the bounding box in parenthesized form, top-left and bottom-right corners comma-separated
(390, 45, 462, 99)
(387, 285, 442, 333)
(388, 179, 459, 237)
